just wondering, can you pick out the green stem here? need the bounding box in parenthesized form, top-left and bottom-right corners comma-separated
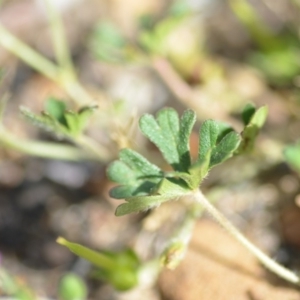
(0, 127, 92, 161)
(43, 0, 75, 76)
(229, 0, 280, 51)
(0, 23, 60, 81)
(0, 23, 93, 106)
(193, 190, 300, 285)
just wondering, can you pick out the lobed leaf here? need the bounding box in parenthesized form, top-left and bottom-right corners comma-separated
(107, 148, 163, 199)
(210, 132, 241, 167)
(140, 109, 180, 169)
(140, 108, 195, 172)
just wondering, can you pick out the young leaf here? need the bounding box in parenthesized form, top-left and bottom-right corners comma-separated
(57, 238, 140, 291)
(238, 105, 268, 154)
(210, 132, 240, 167)
(242, 103, 256, 125)
(198, 119, 219, 165)
(115, 178, 189, 216)
(20, 99, 97, 138)
(20, 106, 62, 133)
(198, 119, 240, 169)
(107, 148, 163, 199)
(45, 97, 67, 126)
(139, 108, 196, 171)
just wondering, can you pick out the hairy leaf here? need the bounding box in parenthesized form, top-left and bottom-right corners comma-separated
(198, 119, 219, 165)
(140, 108, 195, 171)
(107, 148, 163, 199)
(210, 132, 241, 167)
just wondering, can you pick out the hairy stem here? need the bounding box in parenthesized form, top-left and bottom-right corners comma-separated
(193, 189, 300, 285)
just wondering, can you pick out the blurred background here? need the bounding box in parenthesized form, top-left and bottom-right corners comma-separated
(1, 0, 300, 299)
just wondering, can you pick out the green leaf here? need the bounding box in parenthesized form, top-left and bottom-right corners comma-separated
(198, 119, 219, 165)
(238, 105, 268, 154)
(107, 148, 163, 199)
(20, 106, 63, 133)
(198, 119, 240, 169)
(57, 238, 140, 291)
(115, 178, 189, 216)
(242, 103, 256, 125)
(77, 105, 98, 131)
(140, 108, 195, 171)
(178, 110, 196, 171)
(20, 100, 97, 138)
(58, 273, 87, 300)
(45, 97, 67, 126)
(210, 132, 241, 167)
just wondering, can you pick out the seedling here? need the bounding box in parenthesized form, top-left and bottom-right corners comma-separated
(58, 105, 300, 288)
(107, 106, 300, 286)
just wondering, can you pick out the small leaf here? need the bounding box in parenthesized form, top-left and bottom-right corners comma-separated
(198, 119, 219, 164)
(140, 108, 195, 171)
(20, 106, 61, 133)
(210, 132, 241, 167)
(77, 105, 98, 131)
(45, 97, 67, 126)
(65, 111, 79, 136)
(107, 149, 163, 199)
(57, 237, 116, 270)
(140, 108, 180, 169)
(242, 103, 256, 125)
(115, 178, 188, 216)
(58, 273, 87, 300)
(57, 238, 140, 291)
(238, 105, 268, 153)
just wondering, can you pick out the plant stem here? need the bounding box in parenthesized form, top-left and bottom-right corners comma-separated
(0, 23, 93, 106)
(0, 126, 93, 161)
(43, 0, 75, 77)
(0, 23, 60, 81)
(193, 189, 300, 285)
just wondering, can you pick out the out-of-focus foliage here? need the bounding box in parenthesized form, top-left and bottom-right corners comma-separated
(58, 273, 88, 300)
(57, 238, 141, 291)
(20, 98, 97, 138)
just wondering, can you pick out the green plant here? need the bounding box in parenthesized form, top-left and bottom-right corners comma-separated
(59, 104, 300, 288)
(107, 105, 300, 285)
(229, 0, 300, 86)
